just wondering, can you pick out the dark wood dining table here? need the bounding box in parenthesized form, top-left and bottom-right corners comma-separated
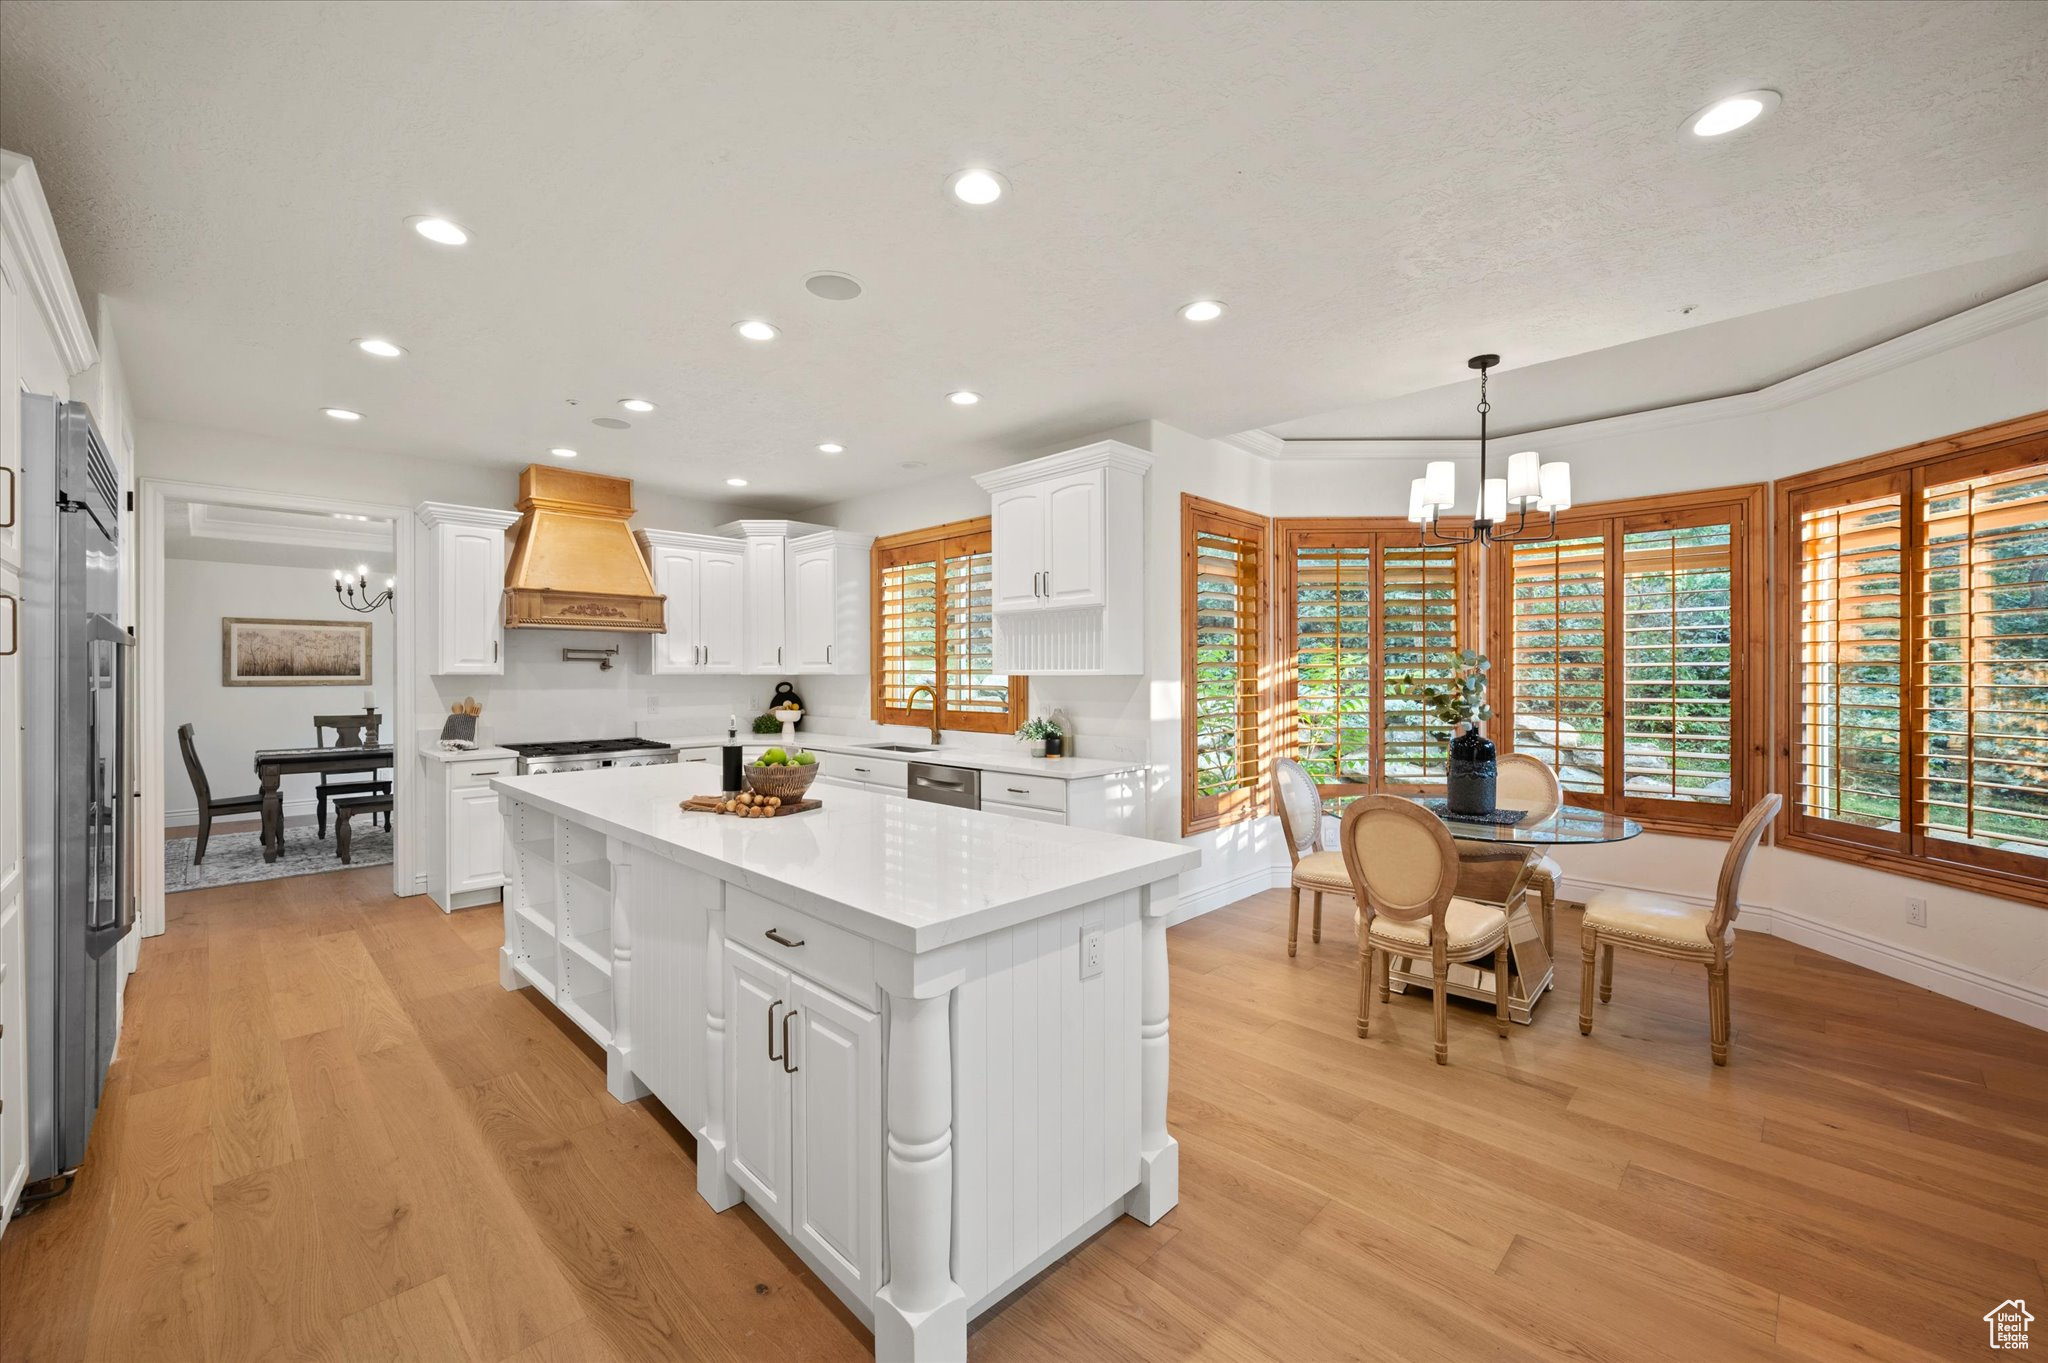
(251, 744, 395, 862)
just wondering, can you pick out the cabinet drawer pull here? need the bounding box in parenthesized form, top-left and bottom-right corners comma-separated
(0, 591, 16, 657)
(470, 770, 507, 779)
(781, 1009, 798, 1073)
(0, 465, 14, 528)
(1007, 787, 1029, 795)
(768, 1000, 784, 1061)
(764, 928, 806, 949)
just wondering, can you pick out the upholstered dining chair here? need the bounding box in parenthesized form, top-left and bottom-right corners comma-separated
(1272, 756, 1354, 956)
(177, 722, 264, 864)
(1495, 752, 1564, 951)
(1339, 796, 1511, 1065)
(1578, 793, 1782, 1066)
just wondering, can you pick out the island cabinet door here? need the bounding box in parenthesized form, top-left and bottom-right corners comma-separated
(789, 977, 881, 1306)
(448, 785, 508, 894)
(724, 942, 792, 1230)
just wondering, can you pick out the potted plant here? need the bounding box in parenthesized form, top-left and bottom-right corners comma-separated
(1390, 650, 1496, 815)
(1017, 715, 1065, 759)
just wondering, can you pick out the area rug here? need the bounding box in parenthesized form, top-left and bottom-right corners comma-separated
(164, 823, 392, 892)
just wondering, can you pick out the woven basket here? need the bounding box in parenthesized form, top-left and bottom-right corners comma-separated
(744, 761, 819, 802)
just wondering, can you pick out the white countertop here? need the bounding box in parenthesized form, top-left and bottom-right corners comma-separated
(491, 763, 1196, 953)
(418, 739, 519, 764)
(650, 730, 1145, 781)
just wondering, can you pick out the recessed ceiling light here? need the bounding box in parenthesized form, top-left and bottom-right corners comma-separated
(804, 272, 863, 301)
(322, 407, 363, 421)
(550, 447, 578, 459)
(354, 337, 405, 358)
(947, 168, 1008, 206)
(947, 390, 981, 406)
(817, 443, 845, 454)
(619, 398, 655, 413)
(1180, 299, 1226, 322)
(734, 320, 779, 341)
(1685, 89, 1781, 138)
(726, 477, 749, 487)
(408, 216, 469, 246)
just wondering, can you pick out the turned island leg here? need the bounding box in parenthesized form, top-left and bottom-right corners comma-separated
(873, 988, 967, 1363)
(695, 899, 741, 1210)
(604, 847, 651, 1103)
(1126, 892, 1179, 1225)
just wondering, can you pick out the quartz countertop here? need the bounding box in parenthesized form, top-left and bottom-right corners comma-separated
(418, 738, 519, 764)
(649, 730, 1146, 781)
(491, 763, 1195, 952)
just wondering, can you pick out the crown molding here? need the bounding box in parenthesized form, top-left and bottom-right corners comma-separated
(0, 150, 99, 375)
(636, 527, 742, 553)
(973, 438, 1154, 492)
(1268, 279, 2048, 461)
(187, 502, 392, 553)
(714, 518, 830, 539)
(1216, 430, 1285, 461)
(416, 501, 519, 530)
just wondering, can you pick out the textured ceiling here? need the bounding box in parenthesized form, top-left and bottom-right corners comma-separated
(3, 1, 2044, 509)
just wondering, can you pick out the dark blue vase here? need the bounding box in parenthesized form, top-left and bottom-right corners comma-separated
(1446, 724, 1497, 816)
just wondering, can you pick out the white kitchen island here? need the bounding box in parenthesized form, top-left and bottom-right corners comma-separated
(490, 763, 1198, 1362)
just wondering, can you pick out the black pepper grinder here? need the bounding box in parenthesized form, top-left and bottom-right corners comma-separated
(722, 715, 744, 795)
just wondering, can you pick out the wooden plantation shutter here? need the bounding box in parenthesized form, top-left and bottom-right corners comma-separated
(1183, 496, 1267, 834)
(1502, 532, 1610, 797)
(1276, 520, 1473, 795)
(1789, 476, 1908, 846)
(1492, 485, 1764, 833)
(872, 518, 1025, 734)
(1776, 412, 2048, 904)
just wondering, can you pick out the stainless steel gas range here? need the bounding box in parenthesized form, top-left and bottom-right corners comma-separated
(502, 738, 680, 776)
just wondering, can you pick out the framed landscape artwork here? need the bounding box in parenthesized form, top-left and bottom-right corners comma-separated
(221, 617, 372, 687)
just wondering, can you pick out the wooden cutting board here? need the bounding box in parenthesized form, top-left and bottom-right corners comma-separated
(681, 795, 823, 817)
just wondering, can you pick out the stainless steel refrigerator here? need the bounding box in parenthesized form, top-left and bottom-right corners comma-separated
(19, 393, 132, 1182)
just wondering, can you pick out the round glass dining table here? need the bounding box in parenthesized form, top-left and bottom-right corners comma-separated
(1412, 800, 1643, 846)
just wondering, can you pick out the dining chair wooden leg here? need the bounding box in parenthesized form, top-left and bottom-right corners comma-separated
(1357, 944, 1374, 1038)
(316, 791, 328, 840)
(1598, 942, 1615, 1003)
(1708, 962, 1731, 1066)
(194, 810, 211, 865)
(1431, 943, 1450, 1066)
(1378, 945, 1391, 1002)
(1493, 940, 1510, 1038)
(1579, 931, 1597, 1036)
(1287, 886, 1300, 958)
(1311, 892, 1323, 944)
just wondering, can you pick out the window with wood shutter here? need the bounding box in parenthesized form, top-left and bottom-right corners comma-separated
(1183, 496, 1267, 834)
(1276, 521, 1475, 795)
(1777, 412, 2048, 905)
(1490, 485, 1765, 834)
(871, 518, 1025, 734)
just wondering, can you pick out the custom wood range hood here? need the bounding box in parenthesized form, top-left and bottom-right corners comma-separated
(503, 465, 666, 632)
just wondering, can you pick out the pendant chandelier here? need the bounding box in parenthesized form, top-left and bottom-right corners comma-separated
(1409, 354, 1571, 546)
(333, 564, 395, 613)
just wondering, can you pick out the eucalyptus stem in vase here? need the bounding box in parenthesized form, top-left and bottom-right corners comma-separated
(1390, 649, 1498, 816)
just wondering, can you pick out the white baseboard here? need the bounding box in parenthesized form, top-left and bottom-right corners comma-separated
(1167, 862, 1289, 928)
(1559, 873, 2046, 1033)
(165, 796, 319, 826)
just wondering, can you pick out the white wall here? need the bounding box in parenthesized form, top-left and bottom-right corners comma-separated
(163, 559, 396, 822)
(1268, 287, 2048, 1026)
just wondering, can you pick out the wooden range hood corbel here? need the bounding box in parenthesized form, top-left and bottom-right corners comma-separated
(502, 465, 666, 632)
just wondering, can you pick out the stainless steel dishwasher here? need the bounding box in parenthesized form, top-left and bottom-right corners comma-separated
(907, 761, 981, 809)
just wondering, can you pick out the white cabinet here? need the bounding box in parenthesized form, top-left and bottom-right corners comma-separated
(421, 751, 514, 911)
(418, 504, 519, 676)
(723, 941, 881, 1304)
(0, 558, 23, 1223)
(717, 520, 843, 676)
(974, 441, 1152, 674)
(786, 531, 871, 675)
(638, 531, 746, 674)
(742, 531, 788, 674)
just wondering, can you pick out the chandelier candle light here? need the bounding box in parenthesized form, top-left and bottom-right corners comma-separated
(1409, 355, 1572, 546)
(334, 564, 395, 613)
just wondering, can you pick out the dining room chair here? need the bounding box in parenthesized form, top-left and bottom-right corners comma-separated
(312, 711, 392, 839)
(1272, 756, 1355, 957)
(1578, 793, 1781, 1066)
(1495, 752, 1564, 952)
(1338, 795, 1511, 1065)
(177, 722, 264, 864)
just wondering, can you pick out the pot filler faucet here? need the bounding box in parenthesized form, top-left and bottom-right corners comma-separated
(904, 684, 942, 746)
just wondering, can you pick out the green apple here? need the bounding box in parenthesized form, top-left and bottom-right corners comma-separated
(791, 751, 817, 766)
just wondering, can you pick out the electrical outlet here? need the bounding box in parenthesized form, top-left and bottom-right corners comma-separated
(1906, 896, 1928, 927)
(1080, 928, 1104, 980)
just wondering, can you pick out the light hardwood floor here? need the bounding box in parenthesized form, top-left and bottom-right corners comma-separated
(4, 872, 2043, 1362)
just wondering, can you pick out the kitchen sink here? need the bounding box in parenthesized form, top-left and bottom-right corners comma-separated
(861, 743, 934, 753)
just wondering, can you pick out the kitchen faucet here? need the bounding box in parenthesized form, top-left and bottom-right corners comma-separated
(904, 684, 942, 746)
